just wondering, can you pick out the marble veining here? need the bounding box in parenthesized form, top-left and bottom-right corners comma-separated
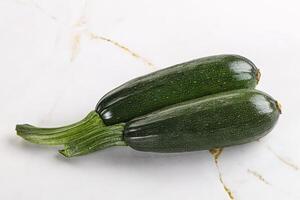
(1, 0, 300, 200)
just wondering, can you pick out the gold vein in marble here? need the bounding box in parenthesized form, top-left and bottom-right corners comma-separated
(209, 148, 235, 200)
(68, 0, 155, 69)
(16, 0, 58, 21)
(74, 0, 88, 28)
(268, 147, 299, 171)
(89, 32, 155, 69)
(260, 142, 299, 171)
(70, 33, 81, 62)
(247, 169, 270, 185)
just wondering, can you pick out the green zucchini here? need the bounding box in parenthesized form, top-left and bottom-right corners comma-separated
(16, 89, 281, 157)
(97, 54, 260, 125)
(124, 89, 281, 152)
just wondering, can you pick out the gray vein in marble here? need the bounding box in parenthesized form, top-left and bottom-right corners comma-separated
(209, 148, 235, 200)
(247, 169, 270, 185)
(42, 93, 65, 124)
(31, 0, 58, 21)
(16, 0, 58, 22)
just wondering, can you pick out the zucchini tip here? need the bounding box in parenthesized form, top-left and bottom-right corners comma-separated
(276, 101, 282, 114)
(256, 69, 261, 84)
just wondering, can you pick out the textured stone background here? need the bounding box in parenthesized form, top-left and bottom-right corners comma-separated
(1, 0, 299, 199)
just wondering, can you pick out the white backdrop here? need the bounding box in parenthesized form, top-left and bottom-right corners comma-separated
(1, 0, 299, 199)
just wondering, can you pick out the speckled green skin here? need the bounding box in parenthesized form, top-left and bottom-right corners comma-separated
(96, 55, 259, 125)
(124, 89, 280, 152)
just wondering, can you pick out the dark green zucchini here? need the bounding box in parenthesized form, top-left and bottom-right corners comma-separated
(16, 89, 281, 157)
(97, 55, 260, 125)
(124, 89, 281, 152)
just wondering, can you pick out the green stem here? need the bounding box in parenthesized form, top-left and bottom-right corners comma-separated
(16, 111, 127, 157)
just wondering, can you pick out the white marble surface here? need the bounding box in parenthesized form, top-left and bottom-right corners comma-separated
(1, 0, 300, 199)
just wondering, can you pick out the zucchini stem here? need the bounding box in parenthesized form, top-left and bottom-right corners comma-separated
(16, 111, 126, 157)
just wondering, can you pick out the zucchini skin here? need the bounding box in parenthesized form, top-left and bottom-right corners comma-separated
(124, 89, 280, 152)
(96, 55, 259, 125)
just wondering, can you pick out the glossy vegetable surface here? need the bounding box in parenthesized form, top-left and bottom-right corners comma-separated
(97, 55, 260, 125)
(124, 89, 281, 152)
